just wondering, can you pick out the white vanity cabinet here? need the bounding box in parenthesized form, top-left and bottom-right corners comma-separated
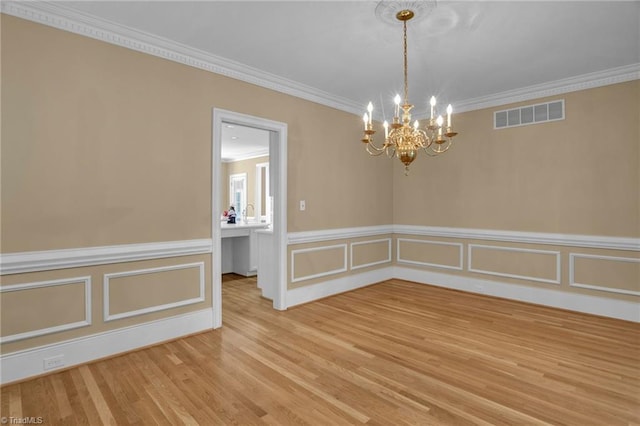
(221, 222, 269, 276)
(256, 228, 275, 300)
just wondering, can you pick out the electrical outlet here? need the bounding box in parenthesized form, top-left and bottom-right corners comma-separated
(299, 200, 306, 211)
(43, 355, 65, 370)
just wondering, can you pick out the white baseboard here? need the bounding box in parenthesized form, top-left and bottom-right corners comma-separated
(394, 266, 640, 323)
(286, 267, 394, 308)
(286, 266, 639, 322)
(0, 308, 214, 385)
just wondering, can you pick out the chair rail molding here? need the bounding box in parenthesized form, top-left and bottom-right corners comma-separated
(393, 225, 640, 251)
(0, 239, 213, 275)
(288, 225, 394, 245)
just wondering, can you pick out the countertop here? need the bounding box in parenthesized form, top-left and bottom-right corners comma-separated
(221, 221, 270, 230)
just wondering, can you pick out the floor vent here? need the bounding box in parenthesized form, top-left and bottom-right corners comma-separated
(494, 99, 564, 129)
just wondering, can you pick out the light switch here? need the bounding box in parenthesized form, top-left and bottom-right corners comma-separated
(299, 200, 306, 211)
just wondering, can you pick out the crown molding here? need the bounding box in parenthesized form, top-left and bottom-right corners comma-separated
(0, 1, 363, 116)
(454, 63, 640, 113)
(2, 1, 639, 117)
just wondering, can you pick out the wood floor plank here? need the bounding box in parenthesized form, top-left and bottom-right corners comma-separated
(78, 365, 117, 425)
(2, 274, 639, 425)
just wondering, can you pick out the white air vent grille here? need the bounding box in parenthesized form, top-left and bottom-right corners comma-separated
(494, 99, 564, 129)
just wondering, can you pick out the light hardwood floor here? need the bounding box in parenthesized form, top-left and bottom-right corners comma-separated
(2, 275, 639, 425)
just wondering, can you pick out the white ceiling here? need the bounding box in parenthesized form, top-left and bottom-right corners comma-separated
(6, 1, 640, 120)
(221, 124, 270, 162)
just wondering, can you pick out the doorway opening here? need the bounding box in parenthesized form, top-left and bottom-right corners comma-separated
(212, 109, 287, 328)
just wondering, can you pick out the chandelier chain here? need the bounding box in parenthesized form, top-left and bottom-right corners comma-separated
(403, 19, 408, 104)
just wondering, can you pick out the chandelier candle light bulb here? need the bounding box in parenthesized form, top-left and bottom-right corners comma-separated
(360, 7, 459, 174)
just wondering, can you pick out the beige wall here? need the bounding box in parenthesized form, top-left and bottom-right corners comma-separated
(393, 81, 640, 238)
(0, 14, 392, 355)
(1, 14, 393, 254)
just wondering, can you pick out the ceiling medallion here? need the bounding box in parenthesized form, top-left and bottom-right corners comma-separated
(374, 1, 435, 26)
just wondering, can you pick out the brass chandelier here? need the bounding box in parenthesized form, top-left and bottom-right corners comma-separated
(361, 9, 458, 175)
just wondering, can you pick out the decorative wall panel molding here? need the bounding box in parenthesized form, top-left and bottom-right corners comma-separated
(397, 238, 464, 271)
(103, 262, 205, 321)
(0, 276, 92, 343)
(350, 238, 392, 270)
(468, 244, 561, 284)
(0, 239, 213, 275)
(569, 253, 640, 296)
(290, 244, 348, 283)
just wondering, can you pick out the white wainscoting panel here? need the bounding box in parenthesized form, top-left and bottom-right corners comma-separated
(0, 276, 92, 344)
(103, 262, 205, 322)
(397, 238, 464, 271)
(569, 253, 640, 296)
(468, 244, 561, 284)
(350, 238, 392, 271)
(290, 244, 348, 283)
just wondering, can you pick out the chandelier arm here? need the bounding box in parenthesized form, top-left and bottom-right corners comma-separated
(366, 137, 388, 152)
(386, 146, 396, 158)
(423, 139, 452, 156)
(365, 142, 387, 156)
